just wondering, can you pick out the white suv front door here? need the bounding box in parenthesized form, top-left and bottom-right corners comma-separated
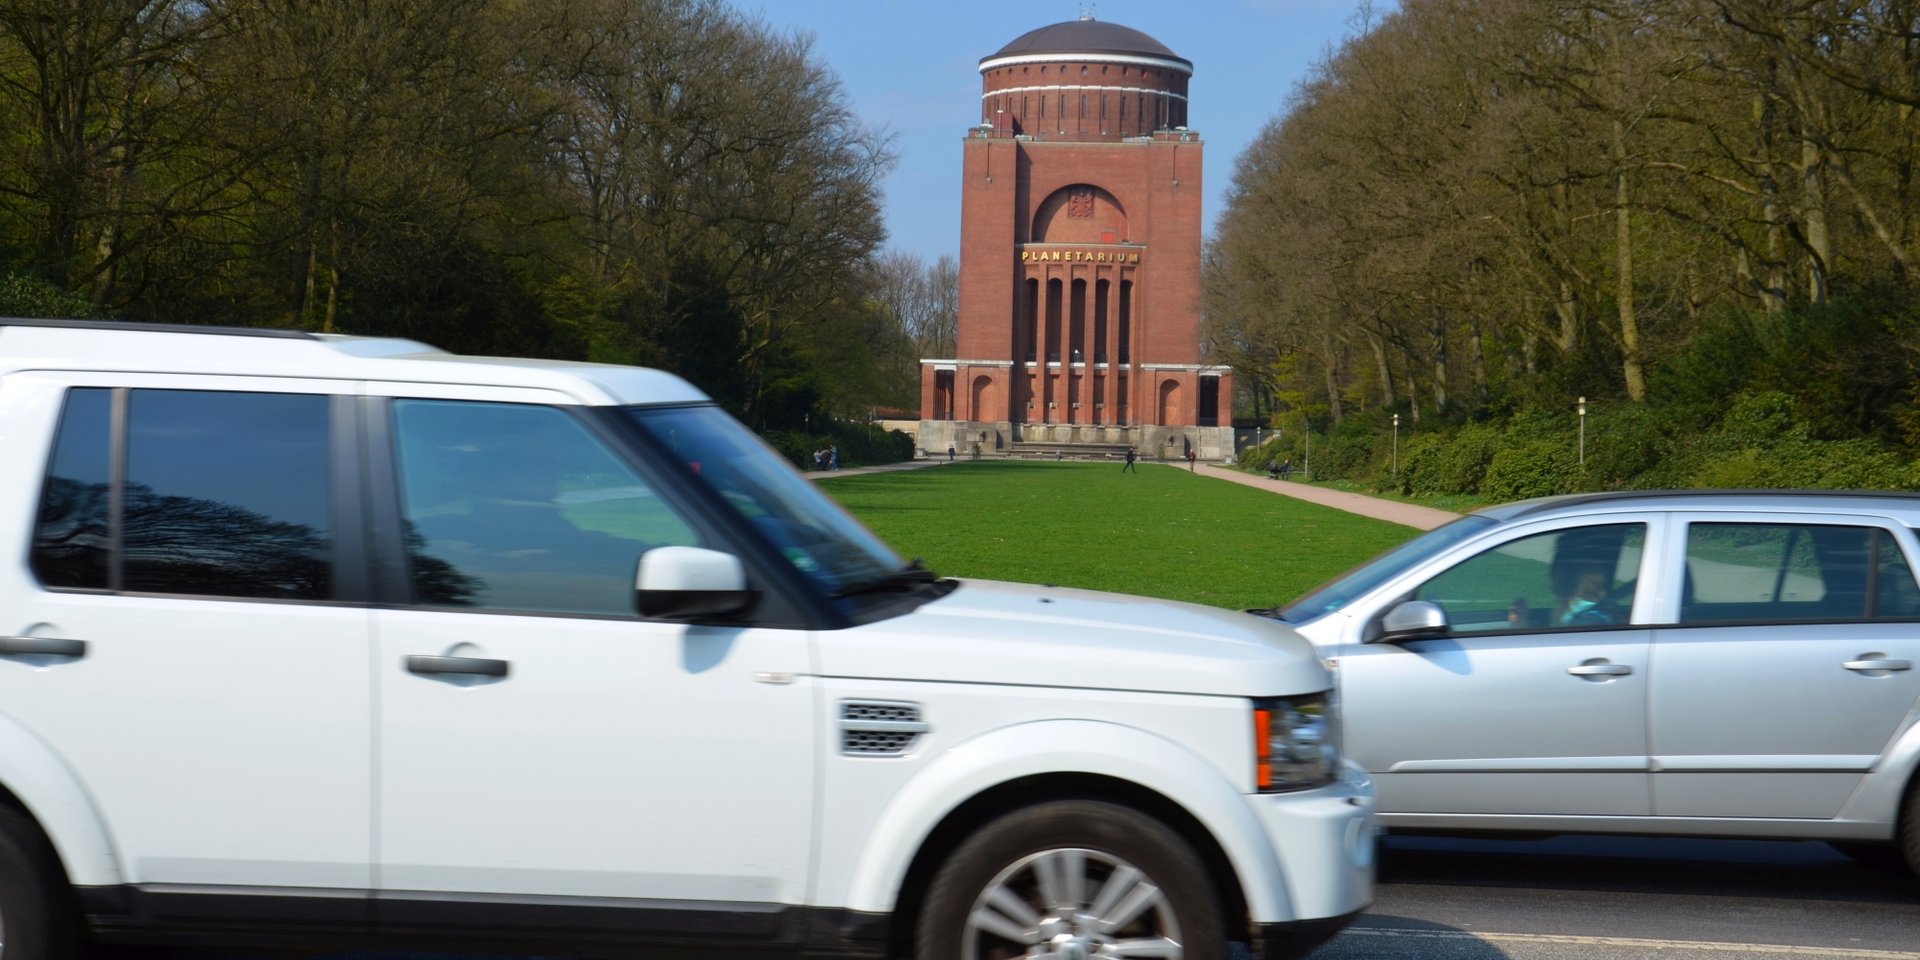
(368, 396, 815, 931)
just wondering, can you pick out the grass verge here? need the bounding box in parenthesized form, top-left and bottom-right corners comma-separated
(818, 460, 1419, 611)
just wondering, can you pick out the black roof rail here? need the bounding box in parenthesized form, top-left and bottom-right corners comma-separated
(1505, 487, 1920, 519)
(0, 317, 319, 340)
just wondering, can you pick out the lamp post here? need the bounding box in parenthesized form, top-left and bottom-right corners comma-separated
(1391, 413, 1400, 477)
(1577, 396, 1587, 466)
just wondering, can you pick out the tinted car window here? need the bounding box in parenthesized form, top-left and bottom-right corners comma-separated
(30, 387, 112, 589)
(1682, 523, 1920, 622)
(1414, 523, 1645, 634)
(122, 390, 333, 599)
(392, 400, 699, 616)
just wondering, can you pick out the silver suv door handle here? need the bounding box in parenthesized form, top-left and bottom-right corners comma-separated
(1567, 663, 1632, 677)
(1844, 659, 1912, 672)
(0, 636, 87, 658)
(405, 655, 509, 678)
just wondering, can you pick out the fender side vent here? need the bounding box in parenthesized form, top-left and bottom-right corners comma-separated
(839, 700, 930, 757)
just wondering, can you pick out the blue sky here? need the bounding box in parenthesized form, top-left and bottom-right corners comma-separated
(737, 0, 1389, 264)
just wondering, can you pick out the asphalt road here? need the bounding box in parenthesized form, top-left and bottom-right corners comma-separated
(102, 835, 1920, 960)
(1307, 834, 1920, 960)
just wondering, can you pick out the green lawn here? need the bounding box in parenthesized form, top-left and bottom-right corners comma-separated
(817, 461, 1420, 611)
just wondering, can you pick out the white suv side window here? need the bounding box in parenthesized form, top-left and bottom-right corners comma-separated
(390, 399, 700, 616)
(31, 387, 335, 600)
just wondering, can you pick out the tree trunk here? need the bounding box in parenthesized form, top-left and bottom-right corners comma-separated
(1401, 346, 1420, 426)
(1320, 329, 1345, 425)
(1369, 332, 1395, 410)
(1428, 306, 1448, 413)
(1802, 136, 1830, 305)
(1612, 116, 1646, 402)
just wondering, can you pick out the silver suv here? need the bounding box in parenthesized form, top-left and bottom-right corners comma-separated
(1271, 491, 1920, 874)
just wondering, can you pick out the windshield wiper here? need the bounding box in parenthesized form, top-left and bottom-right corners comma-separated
(831, 559, 942, 599)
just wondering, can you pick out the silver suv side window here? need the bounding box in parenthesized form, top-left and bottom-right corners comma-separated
(1681, 523, 1920, 622)
(390, 400, 700, 616)
(31, 387, 335, 600)
(1413, 523, 1646, 634)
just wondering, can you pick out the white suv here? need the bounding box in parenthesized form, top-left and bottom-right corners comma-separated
(0, 318, 1374, 960)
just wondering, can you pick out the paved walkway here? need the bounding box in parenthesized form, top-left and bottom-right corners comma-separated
(1188, 462, 1460, 530)
(805, 457, 1460, 530)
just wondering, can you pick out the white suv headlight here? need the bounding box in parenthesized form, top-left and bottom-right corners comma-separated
(1253, 693, 1340, 793)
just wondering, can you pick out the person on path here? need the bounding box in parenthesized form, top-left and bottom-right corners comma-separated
(1267, 459, 1280, 480)
(813, 449, 824, 470)
(947, 443, 955, 462)
(1122, 448, 1137, 473)
(1280, 457, 1292, 480)
(829, 445, 839, 470)
(1187, 449, 1196, 472)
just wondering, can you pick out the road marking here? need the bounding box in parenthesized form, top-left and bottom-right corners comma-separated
(1340, 927, 1920, 958)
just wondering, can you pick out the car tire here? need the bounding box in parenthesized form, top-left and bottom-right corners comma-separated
(1901, 780, 1920, 880)
(915, 799, 1224, 960)
(0, 804, 79, 960)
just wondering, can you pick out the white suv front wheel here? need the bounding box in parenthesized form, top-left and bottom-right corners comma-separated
(916, 800, 1224, 960)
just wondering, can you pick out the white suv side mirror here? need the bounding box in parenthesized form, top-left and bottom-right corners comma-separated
(635, 546, 754, 621)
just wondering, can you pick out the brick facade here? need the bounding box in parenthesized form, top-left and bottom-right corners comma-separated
(919, 17, 1233, 460)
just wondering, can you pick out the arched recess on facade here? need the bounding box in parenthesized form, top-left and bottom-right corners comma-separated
(1031, 184, 1129, 244)
(970, 375, 997, 422)
(1157, 378, 1180, 426)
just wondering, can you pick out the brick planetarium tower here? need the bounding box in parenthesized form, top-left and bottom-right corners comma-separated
(918, 14, 1233, 460)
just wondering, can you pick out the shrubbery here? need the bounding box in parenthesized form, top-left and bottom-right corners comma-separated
(0, 272, 98, 319)
(1250, 299, 1920, 503)
(766, 420, 913, 471)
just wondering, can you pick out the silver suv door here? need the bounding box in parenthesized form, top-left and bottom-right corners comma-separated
(1649, 515, 1920, 820)
(1338, 519, 1657, 820)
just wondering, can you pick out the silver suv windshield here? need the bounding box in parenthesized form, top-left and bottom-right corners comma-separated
(1276, 515, 1497, 623)
(621, 405, 906, 595)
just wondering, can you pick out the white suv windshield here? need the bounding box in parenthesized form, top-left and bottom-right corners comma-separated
(622, 405, 907, 594)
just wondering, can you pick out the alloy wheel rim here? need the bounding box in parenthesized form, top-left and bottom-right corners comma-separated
(962, 846, 1183, 959)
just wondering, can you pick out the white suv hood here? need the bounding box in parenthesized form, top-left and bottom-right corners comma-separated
(819, 579, 1329, 698)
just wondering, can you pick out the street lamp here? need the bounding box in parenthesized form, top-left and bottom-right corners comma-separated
(1391, 413, 1400, 477)
(1577, 396, 1587, 466)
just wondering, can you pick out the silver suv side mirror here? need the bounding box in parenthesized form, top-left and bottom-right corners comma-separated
(635, 546, 754, 621)
(1375, 600, 1449, 643)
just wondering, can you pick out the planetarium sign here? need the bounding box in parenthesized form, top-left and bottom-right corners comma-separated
(1019, 248, 1142, 263)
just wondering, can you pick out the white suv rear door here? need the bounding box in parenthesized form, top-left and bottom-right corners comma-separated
(0, 373, 372, 907)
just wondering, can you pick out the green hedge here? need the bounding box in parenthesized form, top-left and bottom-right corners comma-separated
(0, 273, 98, 319)
(766, 420, 914, 471)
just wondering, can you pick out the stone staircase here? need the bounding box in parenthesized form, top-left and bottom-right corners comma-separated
(1006, 440, 1133, 461)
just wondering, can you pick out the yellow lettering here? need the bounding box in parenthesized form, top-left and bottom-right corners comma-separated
(1129, 253, 1140, 263)
(1020, 251, 1029, 262)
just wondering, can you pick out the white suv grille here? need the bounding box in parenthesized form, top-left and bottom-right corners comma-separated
(839, 700, 929, 757)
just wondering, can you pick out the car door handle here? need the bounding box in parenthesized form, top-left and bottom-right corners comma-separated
(0, 636, 87, 658)
(1844, 659, 1911, 672)
(405, 655, 509, 678)
(1567, 663, 1633, 677)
